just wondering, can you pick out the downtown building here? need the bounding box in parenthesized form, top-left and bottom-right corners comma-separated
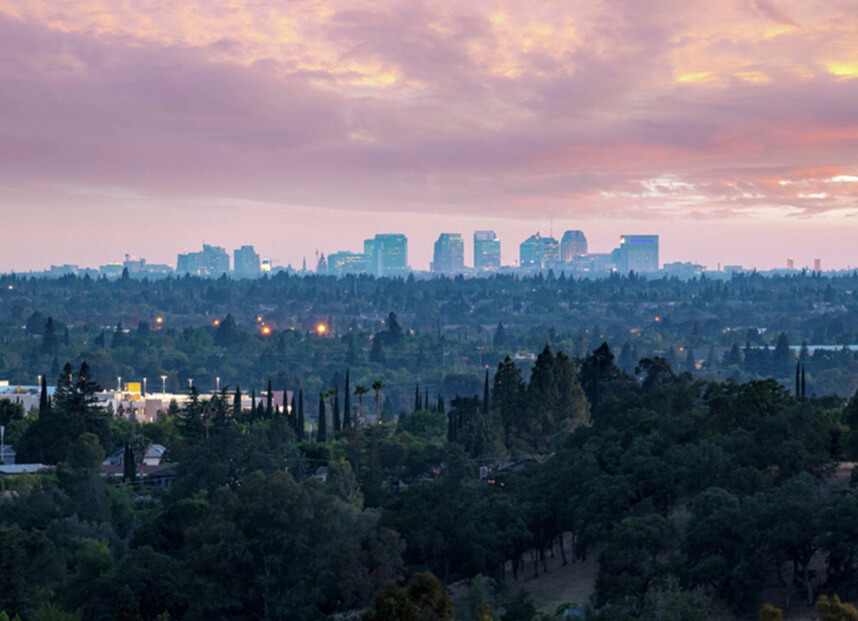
(176, 244, 230, 277)
(560, 230, 588, 262)
(613, 235, 659, 273)
(364, 234, 409, 277)
(519, 233, 560, 269)
(431, 233, 465, 274)
(474, 231, 501, 271)
(233, 245, 262, 278)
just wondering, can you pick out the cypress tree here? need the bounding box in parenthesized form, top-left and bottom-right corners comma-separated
(290, 392, 298, 434)
(332, 390, 341, 432)
(233, 385, 242, 417)
(438, 394, 445, 413)
(414, 383, 420, 412)
(424, 391, 429, 411)
(39, 374, 49, 414)
(343, 370, 351, 429)
(317, 392, 327, 442)
(801, 365, 806, 398)
(266, 379, 274, 418)
(796, 361, 801, 398)
(298, 389, 305, 441)
(483, 368, 490, 415)
(250, 389, 257, 421)
(123, 444, 136, 482)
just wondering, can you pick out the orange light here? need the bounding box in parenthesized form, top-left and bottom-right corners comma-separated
(256, 316, 263, 322)
(213, 319, 220, 326)
(261, 326, 271, 335)
(654, 316, 660, 322)
(155, 316, 163, 324)
(316, 323, 327, 335)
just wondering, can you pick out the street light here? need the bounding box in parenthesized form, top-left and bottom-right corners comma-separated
(216, 376, 221, 392)
(160, 375, 167, 395)
(188, 378, 193, 391)
(117, 376, 122, 392)
(142, 377, 147, 396)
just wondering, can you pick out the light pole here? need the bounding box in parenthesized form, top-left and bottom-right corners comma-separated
(216, 376, 221, 393)
(160, 375, 167, 395)
(188, 378, 193, 391)
(117, 376, 122, 392)
(142, 377, 147, 396)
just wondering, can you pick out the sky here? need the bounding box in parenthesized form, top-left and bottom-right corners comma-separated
(1, 0, 857, 272)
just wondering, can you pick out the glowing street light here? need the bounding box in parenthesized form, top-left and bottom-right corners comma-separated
(316, 323, 327, 336)
(117, 376, 122, 392)
(143, 377, 147, 396)
(160, 375, 167, 395)
(261, 326, 271, 335)
(216, 376, 221, 392)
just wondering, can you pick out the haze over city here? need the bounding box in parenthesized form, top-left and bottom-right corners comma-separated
(1, 0, 857, 270)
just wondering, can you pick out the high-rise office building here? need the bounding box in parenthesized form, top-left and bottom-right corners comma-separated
(474, 231, 500, 271)
(560, 230, 588, 262)
(364, 234, 408, 277)
(614, 235, 659, 273)
(327, 251, 373, 276)
(519, 233, 560, 269)
(431, 233, 465, 274)
(177, 244, 230, 276)
(234, 245, 261, 278)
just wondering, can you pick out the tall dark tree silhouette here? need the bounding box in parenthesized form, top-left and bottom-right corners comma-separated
(372, 380, 384, 421)
(317, 392, 327, 443)
(343, 370, 351, 429)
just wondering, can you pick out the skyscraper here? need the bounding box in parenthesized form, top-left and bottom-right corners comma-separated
(431, 233, 465, 274)
(474, 230, 500, 271)
(519, 233, 560, 269)
(233, 245, 261, 278)
(615, 235, 659, 273)
(560, 230, 588, 262)
(177, 244, 230, 276)
(364, 234, 408, 277)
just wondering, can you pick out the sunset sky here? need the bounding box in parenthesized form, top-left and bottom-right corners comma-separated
(1, 0, 857, 271)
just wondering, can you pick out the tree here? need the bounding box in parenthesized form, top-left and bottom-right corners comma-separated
(580, 343, 620, 413)
(817, 595, 858, 621)
(372, 380, 385, 422)
(363, 571, 452, 621)
(233, 385, 242, 417)
(387, 312, 403, 345)
(317, 392, 327, 442)
(353, 385, 368, 426)
(343, 370, 351, 429)
(41, 317, 58, 354)
(493, 322, 506, 348)
(492, 358, 525, 451)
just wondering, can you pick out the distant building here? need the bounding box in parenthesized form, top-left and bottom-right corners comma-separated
(327, 251, 373, 276)
(519, 233, 560, 269)
(233, 245, 261, 278)
(177, 244, 230, 277)
(560, 230, 588, 262)
(474, 230, 501, 271)
(364, 234, 408, 277)
(431, 233, 465, 274)
(787, 258, 795, 270)
(614, 235, 659, 273)
(814, 258, 822, 271)
(663, 261, 705, 279)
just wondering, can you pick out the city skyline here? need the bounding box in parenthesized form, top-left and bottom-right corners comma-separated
(1, 1, 857, 271)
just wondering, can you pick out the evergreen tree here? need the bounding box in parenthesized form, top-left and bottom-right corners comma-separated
(492, 357, 525, 451)
(317, 393, 327, 442)
(343, 370, 351, 429)
(483, 368, 490, 416)
(387, 311, 403, 344)
(331, 389, 341, 432)
(414, 383, 421, 412)
(250, 389, 257, 422)
(493, 321, 506, 348)
(297, 389, 305, 441)
(266, 379, 273, 418)
(41, 316, 58, 354)
(39, 373, 49, 414)
(233, 385, 242, 417)
(369, 335, 386, 365)
(123, 443, 137, 482)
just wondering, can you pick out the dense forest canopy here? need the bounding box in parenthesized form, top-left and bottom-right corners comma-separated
(1, 273, 858, 619)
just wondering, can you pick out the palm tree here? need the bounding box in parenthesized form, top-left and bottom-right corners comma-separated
(372, 380, 385, 422)
(354, 385, 370, 425)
